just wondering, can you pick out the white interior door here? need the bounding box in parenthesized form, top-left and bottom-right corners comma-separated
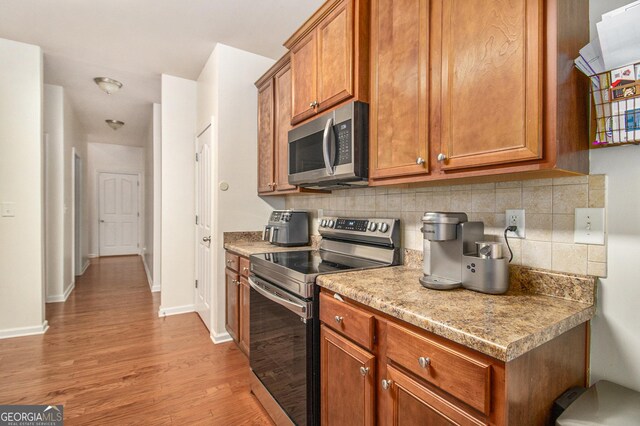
(195, 126, 212, 330)
(99, 172, 139, 256)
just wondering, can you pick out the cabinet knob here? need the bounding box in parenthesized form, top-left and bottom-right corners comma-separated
(437, 153, 447, 162)
(243, 267, 249, 273)
(418, 356, 431, 369)
(359, 366, 369, 376)
(334, 315, 343, 324)
(381, 379, 393, 390)
(309, 100, 318, 108)
(267, 183, 273, 188)
(416, 157, 425, 165)
(272, 182, 277, 188)
(226, 260, 232, 264)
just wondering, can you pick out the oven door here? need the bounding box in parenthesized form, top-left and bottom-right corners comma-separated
(249, 274, 314, 426)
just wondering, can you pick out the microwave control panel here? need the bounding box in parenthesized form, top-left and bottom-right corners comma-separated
(335, 121, 352, 165)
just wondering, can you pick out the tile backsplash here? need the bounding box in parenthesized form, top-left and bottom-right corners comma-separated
(285, 175, 607, 277)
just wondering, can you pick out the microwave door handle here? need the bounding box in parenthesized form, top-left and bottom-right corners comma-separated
(248, 276, 309, 318)
(322, 117, 335, 175)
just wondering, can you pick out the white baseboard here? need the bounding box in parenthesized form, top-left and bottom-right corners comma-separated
(211, 331, 233, 344)
(46, 282, 75, 303)
(0, 320, 49, 340)
(80, 260, 90, 275)
(141, 255, 156, 292)
(158, 304, 195, 317)
(88, 253, 99, 258)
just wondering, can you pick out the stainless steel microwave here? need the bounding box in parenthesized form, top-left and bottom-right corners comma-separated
(288, 101, 368, 190)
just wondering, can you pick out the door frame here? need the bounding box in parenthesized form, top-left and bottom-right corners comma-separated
(71, 148, 83, 278)
(96, 169, 143, 257)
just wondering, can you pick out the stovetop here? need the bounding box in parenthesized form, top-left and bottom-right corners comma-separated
(251, 250, 387, 276)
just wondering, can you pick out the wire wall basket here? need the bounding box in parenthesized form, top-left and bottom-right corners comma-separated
(590, 62, 640, 148)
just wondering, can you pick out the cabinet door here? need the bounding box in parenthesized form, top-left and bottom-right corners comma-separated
(225, 268, 240, 342)
(369, 0, 430, 180)
(239, 276, 250, 355)
(257, 79, 275, 193)
(316, 0, 353, 113)
(274, 62, 296, 192)
(381, 365, 486, 426)
(438, 0, 542, 171)
(291, 32, 317, 125)
(321, 325, 375, 426)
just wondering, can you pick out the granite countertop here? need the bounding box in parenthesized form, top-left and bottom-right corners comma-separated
(316, 266, 595, 362)
(224, 240, 315, 257)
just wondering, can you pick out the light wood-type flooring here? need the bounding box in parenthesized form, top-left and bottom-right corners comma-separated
(0, 255, 273, 425)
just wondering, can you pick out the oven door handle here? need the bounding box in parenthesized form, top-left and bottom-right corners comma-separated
(322, 117, 335, 176)
(249, 276, 310, 319)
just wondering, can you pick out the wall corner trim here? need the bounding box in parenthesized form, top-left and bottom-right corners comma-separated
(157, 304, 195, 318)
(141, 255, 154, 291)
(80, 260, 91, 275)
(0, 321, 49, 340)
(210, 331, 233, 344)
(46, 283, 75, 303)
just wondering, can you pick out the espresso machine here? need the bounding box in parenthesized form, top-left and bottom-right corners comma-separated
(419, 212, 509, 294)
(262, 210, 309, 247)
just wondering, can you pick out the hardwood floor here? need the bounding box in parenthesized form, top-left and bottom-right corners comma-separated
(0, 255, 273, 425)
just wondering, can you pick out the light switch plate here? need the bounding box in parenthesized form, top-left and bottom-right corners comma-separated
(1, 202, 15, 217)
(574, 208, 605, 245)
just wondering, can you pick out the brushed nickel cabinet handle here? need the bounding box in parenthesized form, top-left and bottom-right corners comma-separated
(416, 157, 425, 165)
(359, 366, 369, 376)
(418, 356, 431, 369)
(381, 379, 393, 390)
(334, 315, 343, 324)
(437, 153, 447, 162)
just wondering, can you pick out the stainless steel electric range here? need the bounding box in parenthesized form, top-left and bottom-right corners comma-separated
(248, 216, 401, 426)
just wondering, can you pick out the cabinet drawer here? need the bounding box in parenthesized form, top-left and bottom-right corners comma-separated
(386, 322, 491, 415)
(320, 292, 375, 350)
(239, 257, 250, 277)
(225, 252, 239, 272)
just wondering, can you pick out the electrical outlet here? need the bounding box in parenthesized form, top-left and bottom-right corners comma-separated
(505, 209, 525, 238)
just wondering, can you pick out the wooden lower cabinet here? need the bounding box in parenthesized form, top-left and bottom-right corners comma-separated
(225, 267, 239, 342)
(320, 289, 588, 425)
(239, 276, 250, 355)
(225, 250, 250, 356)
(321, 325, 375, 426)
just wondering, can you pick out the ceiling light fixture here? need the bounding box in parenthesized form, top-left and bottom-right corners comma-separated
(94, 77, 123, 95)
(105, 119, 125, 130)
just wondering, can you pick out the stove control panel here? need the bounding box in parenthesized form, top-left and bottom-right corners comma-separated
(319, 217, 397, 234)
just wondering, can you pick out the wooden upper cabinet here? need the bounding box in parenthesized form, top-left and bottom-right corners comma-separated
(437, 0, 542, 171)
(286, 0, 369, 126)
(369, 0, 430, 180)
(274, 62, 296, 192)
(321, 325, 375, 426)
(257, 79, 275, 194)
(291, 32, 318, 124)
(317, 0, 353, 111)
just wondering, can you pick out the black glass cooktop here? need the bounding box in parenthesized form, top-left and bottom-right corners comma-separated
(252, 250, 385, 276)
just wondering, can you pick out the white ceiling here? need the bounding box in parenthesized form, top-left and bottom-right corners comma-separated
(0, 0, 323, 146)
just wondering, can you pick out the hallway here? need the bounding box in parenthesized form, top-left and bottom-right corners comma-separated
(0, 256, 272, 425)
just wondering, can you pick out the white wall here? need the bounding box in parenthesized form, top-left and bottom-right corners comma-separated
(197, 44, 285, 339)
(43, 85, 65, 301)
(143, 106, 154, 288)
(160, 75, 197, 315)
(87, 142, 145, 257)
(152, 103, 162, 291)
(0, 38, 47, 337)
(586, 0, 640, 392)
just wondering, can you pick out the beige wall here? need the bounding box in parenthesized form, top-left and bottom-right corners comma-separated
(0, 38, 46, 336)
(286, 175, 607, 277)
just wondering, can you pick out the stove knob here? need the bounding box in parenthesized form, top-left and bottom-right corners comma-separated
(378, 222, 389, 233)
(367, 222, 378, 232)
(320, 219, 327, 227)
(327, 220, 335, 228)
